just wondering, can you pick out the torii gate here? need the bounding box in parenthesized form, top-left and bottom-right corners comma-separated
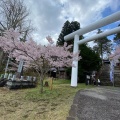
(64, 11, 120, 87)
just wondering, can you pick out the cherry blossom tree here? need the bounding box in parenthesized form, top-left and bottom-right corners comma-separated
(109, 46, 120, 64)
(0, 29, 81, 93)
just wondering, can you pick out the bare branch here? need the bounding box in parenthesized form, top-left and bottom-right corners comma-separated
(0, 0, 33, 39)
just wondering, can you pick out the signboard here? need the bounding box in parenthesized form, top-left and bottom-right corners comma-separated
(17, 60, 24, 73)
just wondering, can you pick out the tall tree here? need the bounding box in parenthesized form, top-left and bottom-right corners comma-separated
(78, 44, 101, 82)
(58, 21, 101, 82)
(109, 46, 120, 64)
(66, 43, 101, 83)
(0, 0, 33, 40)
(93, 29, 111, 59)
(57, 20, 80, 46)
(0, 0, 33, 72)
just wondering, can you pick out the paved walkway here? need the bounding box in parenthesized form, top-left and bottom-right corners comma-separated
(67, 86, 120, 120)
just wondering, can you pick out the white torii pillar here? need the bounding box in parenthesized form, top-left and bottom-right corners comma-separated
(71, 35, 79, 86)
(64, 11, 120, 87)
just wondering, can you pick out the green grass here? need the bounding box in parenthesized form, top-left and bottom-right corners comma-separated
(0, 79, 94, 120)
(23, 79, 94, 120)
(25, 79, 93, 101)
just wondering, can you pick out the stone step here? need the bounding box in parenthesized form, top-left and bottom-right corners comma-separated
(100, 77, 110, 79)
(114, 67, 120, 70)
(101, 81, 113, 86)
(100, 75, 110, 77)
(101, 80, 111, 83)
(100, 79, 110, 81)
(102, 68, 110, 71)
(114, 81, 120, 87)
(100, 63, 120, 86)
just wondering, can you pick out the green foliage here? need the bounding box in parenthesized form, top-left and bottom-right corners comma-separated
(78, 44, 102, 82)
(57, 20, 80, 46)
(66, 44, 102, 83)
(57, 21, 101, 83)
(80, 44, 101, 71)
(93, 29, 111, 58)
(25, 79, 93, 100)
(0, 79, 94, 120)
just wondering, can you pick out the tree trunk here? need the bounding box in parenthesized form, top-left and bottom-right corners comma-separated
(35, 70, 44, 94)
(40, 77, 43, 93)
(100, 43, 103, 59)
(39, 72, 45, 94)
(0, 50, 4, 71)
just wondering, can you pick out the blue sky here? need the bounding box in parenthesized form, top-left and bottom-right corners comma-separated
(102, 7, 120, 29)
(24, 0, 120, 46)
(101, 6, 120, 41)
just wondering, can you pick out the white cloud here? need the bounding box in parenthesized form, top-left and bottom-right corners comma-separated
(60, 0, 110, 26)
(24, 0, 120, 45)
(109, 0, 120, 11)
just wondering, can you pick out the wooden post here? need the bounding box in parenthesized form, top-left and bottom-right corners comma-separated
(49, 77, 53, 90)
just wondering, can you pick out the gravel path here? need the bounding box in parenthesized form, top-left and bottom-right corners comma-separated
(67, 87, 120, 120)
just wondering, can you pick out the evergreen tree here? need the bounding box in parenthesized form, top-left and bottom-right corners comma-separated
(58, 21, 101, 83)
(57, 20, 80, 46)
(67, 44, 101, 83)
(78, 44, 101, 83)
(93, 29, 111, 59)
(57, 20, 70, 46)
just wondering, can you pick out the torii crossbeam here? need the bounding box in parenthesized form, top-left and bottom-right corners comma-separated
(64, 11, 120, 87)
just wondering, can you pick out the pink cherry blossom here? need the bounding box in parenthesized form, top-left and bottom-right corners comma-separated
(0, 29, 81, 93)
(109, 46, 120, 64)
